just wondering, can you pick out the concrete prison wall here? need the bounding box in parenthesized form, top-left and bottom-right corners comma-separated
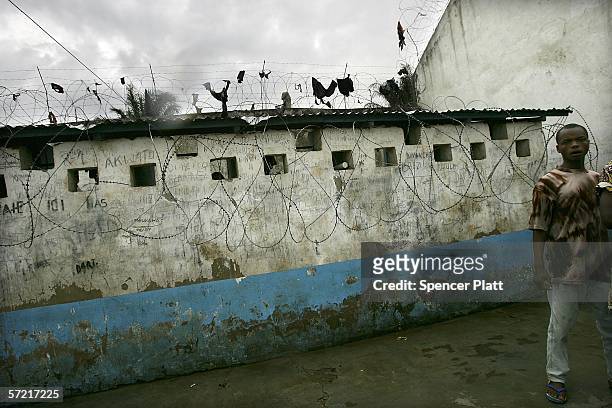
(1, 119, 545, 394)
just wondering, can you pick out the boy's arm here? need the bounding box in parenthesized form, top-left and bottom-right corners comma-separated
(529, 181, 553, 290)
(532, 229, 550, 289)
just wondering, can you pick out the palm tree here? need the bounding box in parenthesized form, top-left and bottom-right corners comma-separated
(111, 84, 179, 119)
(376, 64, 419, 110)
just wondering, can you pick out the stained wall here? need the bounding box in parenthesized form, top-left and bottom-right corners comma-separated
(0, 120, 545, 393)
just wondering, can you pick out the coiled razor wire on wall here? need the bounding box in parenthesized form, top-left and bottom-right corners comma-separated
(0, 63, 401, 126)
(0, 64, 600, 252)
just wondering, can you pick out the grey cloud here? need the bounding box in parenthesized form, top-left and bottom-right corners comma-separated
(2, 0, 443, 69)
(0, 0, 446, 120)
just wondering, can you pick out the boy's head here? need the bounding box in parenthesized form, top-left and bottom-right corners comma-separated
(555, 124, 589, 161)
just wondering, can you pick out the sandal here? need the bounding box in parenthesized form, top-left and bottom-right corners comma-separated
(546, 381, 567, 404)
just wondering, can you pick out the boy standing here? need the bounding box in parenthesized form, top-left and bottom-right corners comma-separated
(529, 124, 612, 404)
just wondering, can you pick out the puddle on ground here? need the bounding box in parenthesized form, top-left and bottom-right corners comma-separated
(487, 334, 504, 340)
(516, 337, 539, 345)
(421, 344, 455, 354)
(302, 366, 339, 384)
(471, 342, 505, 357)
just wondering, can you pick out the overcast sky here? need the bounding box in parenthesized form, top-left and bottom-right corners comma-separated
(0, 0, 448, 123)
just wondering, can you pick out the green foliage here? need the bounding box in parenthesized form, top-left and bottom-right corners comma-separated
(376, 64, 418, 110)
(111, 84, 179, 120)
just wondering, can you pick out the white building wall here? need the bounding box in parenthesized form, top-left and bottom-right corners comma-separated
(416, 0, 612, 169)
(0, 121, 544, 310)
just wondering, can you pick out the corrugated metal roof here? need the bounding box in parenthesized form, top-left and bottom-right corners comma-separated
(176, 107, 572, 119)
(0, 107, 572, 146)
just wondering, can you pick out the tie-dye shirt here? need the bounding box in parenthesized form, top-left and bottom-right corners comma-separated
(598, 160, 612, 193)
(529, 166, 606, 283)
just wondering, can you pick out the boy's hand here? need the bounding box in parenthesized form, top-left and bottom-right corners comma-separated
(532, 230, 550, 290)
(534, 270, 551, 290)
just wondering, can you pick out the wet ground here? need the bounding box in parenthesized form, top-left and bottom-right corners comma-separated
(58, 303, 612, 408)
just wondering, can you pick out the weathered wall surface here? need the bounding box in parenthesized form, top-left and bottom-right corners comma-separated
(415, 0, 612, 168)
(0, 232, 535, 395)
(0, 120, 546, 393)
(1, 122, 544, 309)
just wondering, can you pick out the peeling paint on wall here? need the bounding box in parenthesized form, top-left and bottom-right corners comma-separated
(211, 257, 243, 280)
(0, 230, 538, 395)
(0, 283, 103, 313)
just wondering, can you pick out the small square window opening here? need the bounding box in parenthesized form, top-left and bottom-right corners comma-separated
(68, 167, 99, 192)
(130, 163, 156, 187)
(0, 174, 7, 198)
(375, 147, 398, 167)
(331, 150, 354, 170)
(211, 157, 238, 180)
(404, 125, 422, 145)
(470, 142, 487, 160)
(433, 144, 453, 162)
(175, 137, 198, 157)
(19, 144, 55, 170)
(263, 154, 288, 175)
(295, 128, 322, 152)
(489, 122, 508, 140)
(516, 139, 531, 157)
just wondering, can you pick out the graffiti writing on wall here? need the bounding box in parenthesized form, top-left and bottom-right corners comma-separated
(2, 201, 24, 215)
(104, 149, 155, 168)
(62, 149, 87, 166)
(47, 199, 65, 212)
(87, 198, 107, 209)
(75, 259, 97, 274)
(122, 234, 149, 247)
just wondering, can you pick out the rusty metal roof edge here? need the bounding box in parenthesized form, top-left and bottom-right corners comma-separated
(0, 107, 572, 145)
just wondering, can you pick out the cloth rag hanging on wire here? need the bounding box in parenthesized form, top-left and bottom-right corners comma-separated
(207, 81, 230, 103)
(50, 83, 64, 93)
(312, 77, 337, 105)
(336, 75, 354, 97)
(204, 80, 231, 116)
(397, 21, 406, 50)
(92, 89, 101, 103)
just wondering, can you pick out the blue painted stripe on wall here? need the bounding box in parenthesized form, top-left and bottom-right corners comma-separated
(0, 230, 531, 356)
(1, 230, 535, 357)
(1, 259, 362, 359)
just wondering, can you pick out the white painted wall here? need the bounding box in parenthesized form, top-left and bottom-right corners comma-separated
(416, 0, 612, 170)
(0, 121, 544, 310)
